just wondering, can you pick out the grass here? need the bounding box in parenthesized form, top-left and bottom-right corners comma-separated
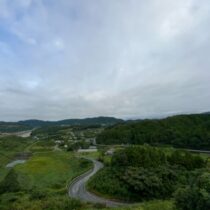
(0, 136, 34, 182)
(15, 151, 93, 194)
(76, 151, 100, 159)
(0, 149, 94, 210)
(85, 200, 174, 210)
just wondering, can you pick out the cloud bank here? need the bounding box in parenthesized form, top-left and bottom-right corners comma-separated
(0, 0, 210, 121)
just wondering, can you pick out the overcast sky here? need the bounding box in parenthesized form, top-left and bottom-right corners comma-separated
(0, 0, 210, 121)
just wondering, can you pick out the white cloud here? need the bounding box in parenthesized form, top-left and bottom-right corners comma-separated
(53, 38, 65, 50)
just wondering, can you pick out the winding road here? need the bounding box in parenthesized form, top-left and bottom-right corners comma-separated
(68, 158, 126, 207)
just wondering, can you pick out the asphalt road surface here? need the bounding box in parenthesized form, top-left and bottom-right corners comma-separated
(68, 158, 126, 207)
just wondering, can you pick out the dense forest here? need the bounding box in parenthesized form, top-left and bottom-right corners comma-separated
(97, 114, 210, 149)
(88, 145, 210, 209)
(0, 122, 31, 133)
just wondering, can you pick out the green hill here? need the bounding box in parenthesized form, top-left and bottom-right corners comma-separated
(97, 113, 210, 149)
(0, 122, 31, 133)
(0, 117, 123, 133)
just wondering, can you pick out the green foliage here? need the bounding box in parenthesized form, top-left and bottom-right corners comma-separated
(122, 166, 178, 199)
(30, 187, 47, 200)
(67, 142, 80, 151)
(168, 150, 206, 170)
(1, 195, 83, 210)
(174, 172, 210, 210)
(88, 167, 130, 200)
(112, 145, 167, 168)
(88, 145, 207, 202)
(0, 122, 31, 132)
(175, 187, 210, 210)
(140, 200, 174, 210)
(42, 196, 83, 210)
(0, 136, 34, 184)
(25, 117, 122, 129)
(111, 145, 205, 170)
(67, 141, 90, 151)
(88, 165, 181, 201)
(97, 114, 210, 149)
(0, 169, 20, 194)
(0, 136, 32, 152)
(0, 151, 93, 210)
(15, 152, 92, 191)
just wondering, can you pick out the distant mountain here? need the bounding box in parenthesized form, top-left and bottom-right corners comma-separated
(60, 117, 124, 125)
(18, 119, 50, 127)
(2, 112, 209, 133)
(201, 112, 210, 115)
(0, 122, 31, 133)
(0, 117, 123, 133)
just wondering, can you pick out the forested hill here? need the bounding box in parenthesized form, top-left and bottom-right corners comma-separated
(0, 117, 123, 132)
(18, 117, 123, 127)
(96, 113, 210, 149)
(0, 122, 31, 133)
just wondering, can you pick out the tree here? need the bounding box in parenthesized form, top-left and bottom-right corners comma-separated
(0, 169, 20, 194)
(174, 173, 210, 210)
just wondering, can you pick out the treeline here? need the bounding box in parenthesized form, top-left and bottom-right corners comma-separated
(97, 114, 210, 149)
(88, 145, 208, 205)
(32, 125, 101, 136)
(0, 117, 122, 133)
(111, 145, 205, 170)
(0, 122, 31, 133)
(19, 117, 123, 127)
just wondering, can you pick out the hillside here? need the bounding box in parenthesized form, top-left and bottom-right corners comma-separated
(0, 117, 123, 133)
(0, 122, 31, 133)
(18, 117, 123, 127)
(97, 113, 210, 149)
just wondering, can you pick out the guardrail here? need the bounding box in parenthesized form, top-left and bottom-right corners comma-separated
(66, 158, 94, 196)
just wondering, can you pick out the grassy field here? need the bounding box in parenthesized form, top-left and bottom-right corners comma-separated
(0, 136, 34, 182)
(1, 134, 206, 210)
(15, 151, 92, 194)
(0, 135, 95, 210)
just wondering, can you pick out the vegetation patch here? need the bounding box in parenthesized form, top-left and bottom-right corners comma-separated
(88, 145, 209, 205)
(97, 114, 210, 149)
(15, 152, 92, 192)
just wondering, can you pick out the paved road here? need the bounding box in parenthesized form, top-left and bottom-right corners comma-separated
(68, 158, 126, 207)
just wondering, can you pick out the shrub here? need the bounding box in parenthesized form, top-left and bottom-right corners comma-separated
(174, 173, 210, 210)
(0, 169, 21, 194)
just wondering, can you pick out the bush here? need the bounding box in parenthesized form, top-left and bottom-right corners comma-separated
(88, 146, 207, 202)
(30, 188, 47, 200)
(7, 196, 83, 210)
(88, 168, 131, 201)
(0, 169, 21, 194)
(40, 196, 83, 210)
(168, 150, 206, 170)
(111, 145, 167, 168)
(174, 173, 210, 210)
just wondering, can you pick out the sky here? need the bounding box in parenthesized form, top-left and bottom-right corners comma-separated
(0, 0, 210, 121)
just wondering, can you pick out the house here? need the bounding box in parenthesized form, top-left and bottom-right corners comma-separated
(55, 140, 64, 144)
(105, 149, 114, 156)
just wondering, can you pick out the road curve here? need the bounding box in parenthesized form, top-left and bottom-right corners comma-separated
(68, 158, 126, 207)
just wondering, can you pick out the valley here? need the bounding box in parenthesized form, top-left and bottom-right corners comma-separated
(0, 114, 210, 210)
